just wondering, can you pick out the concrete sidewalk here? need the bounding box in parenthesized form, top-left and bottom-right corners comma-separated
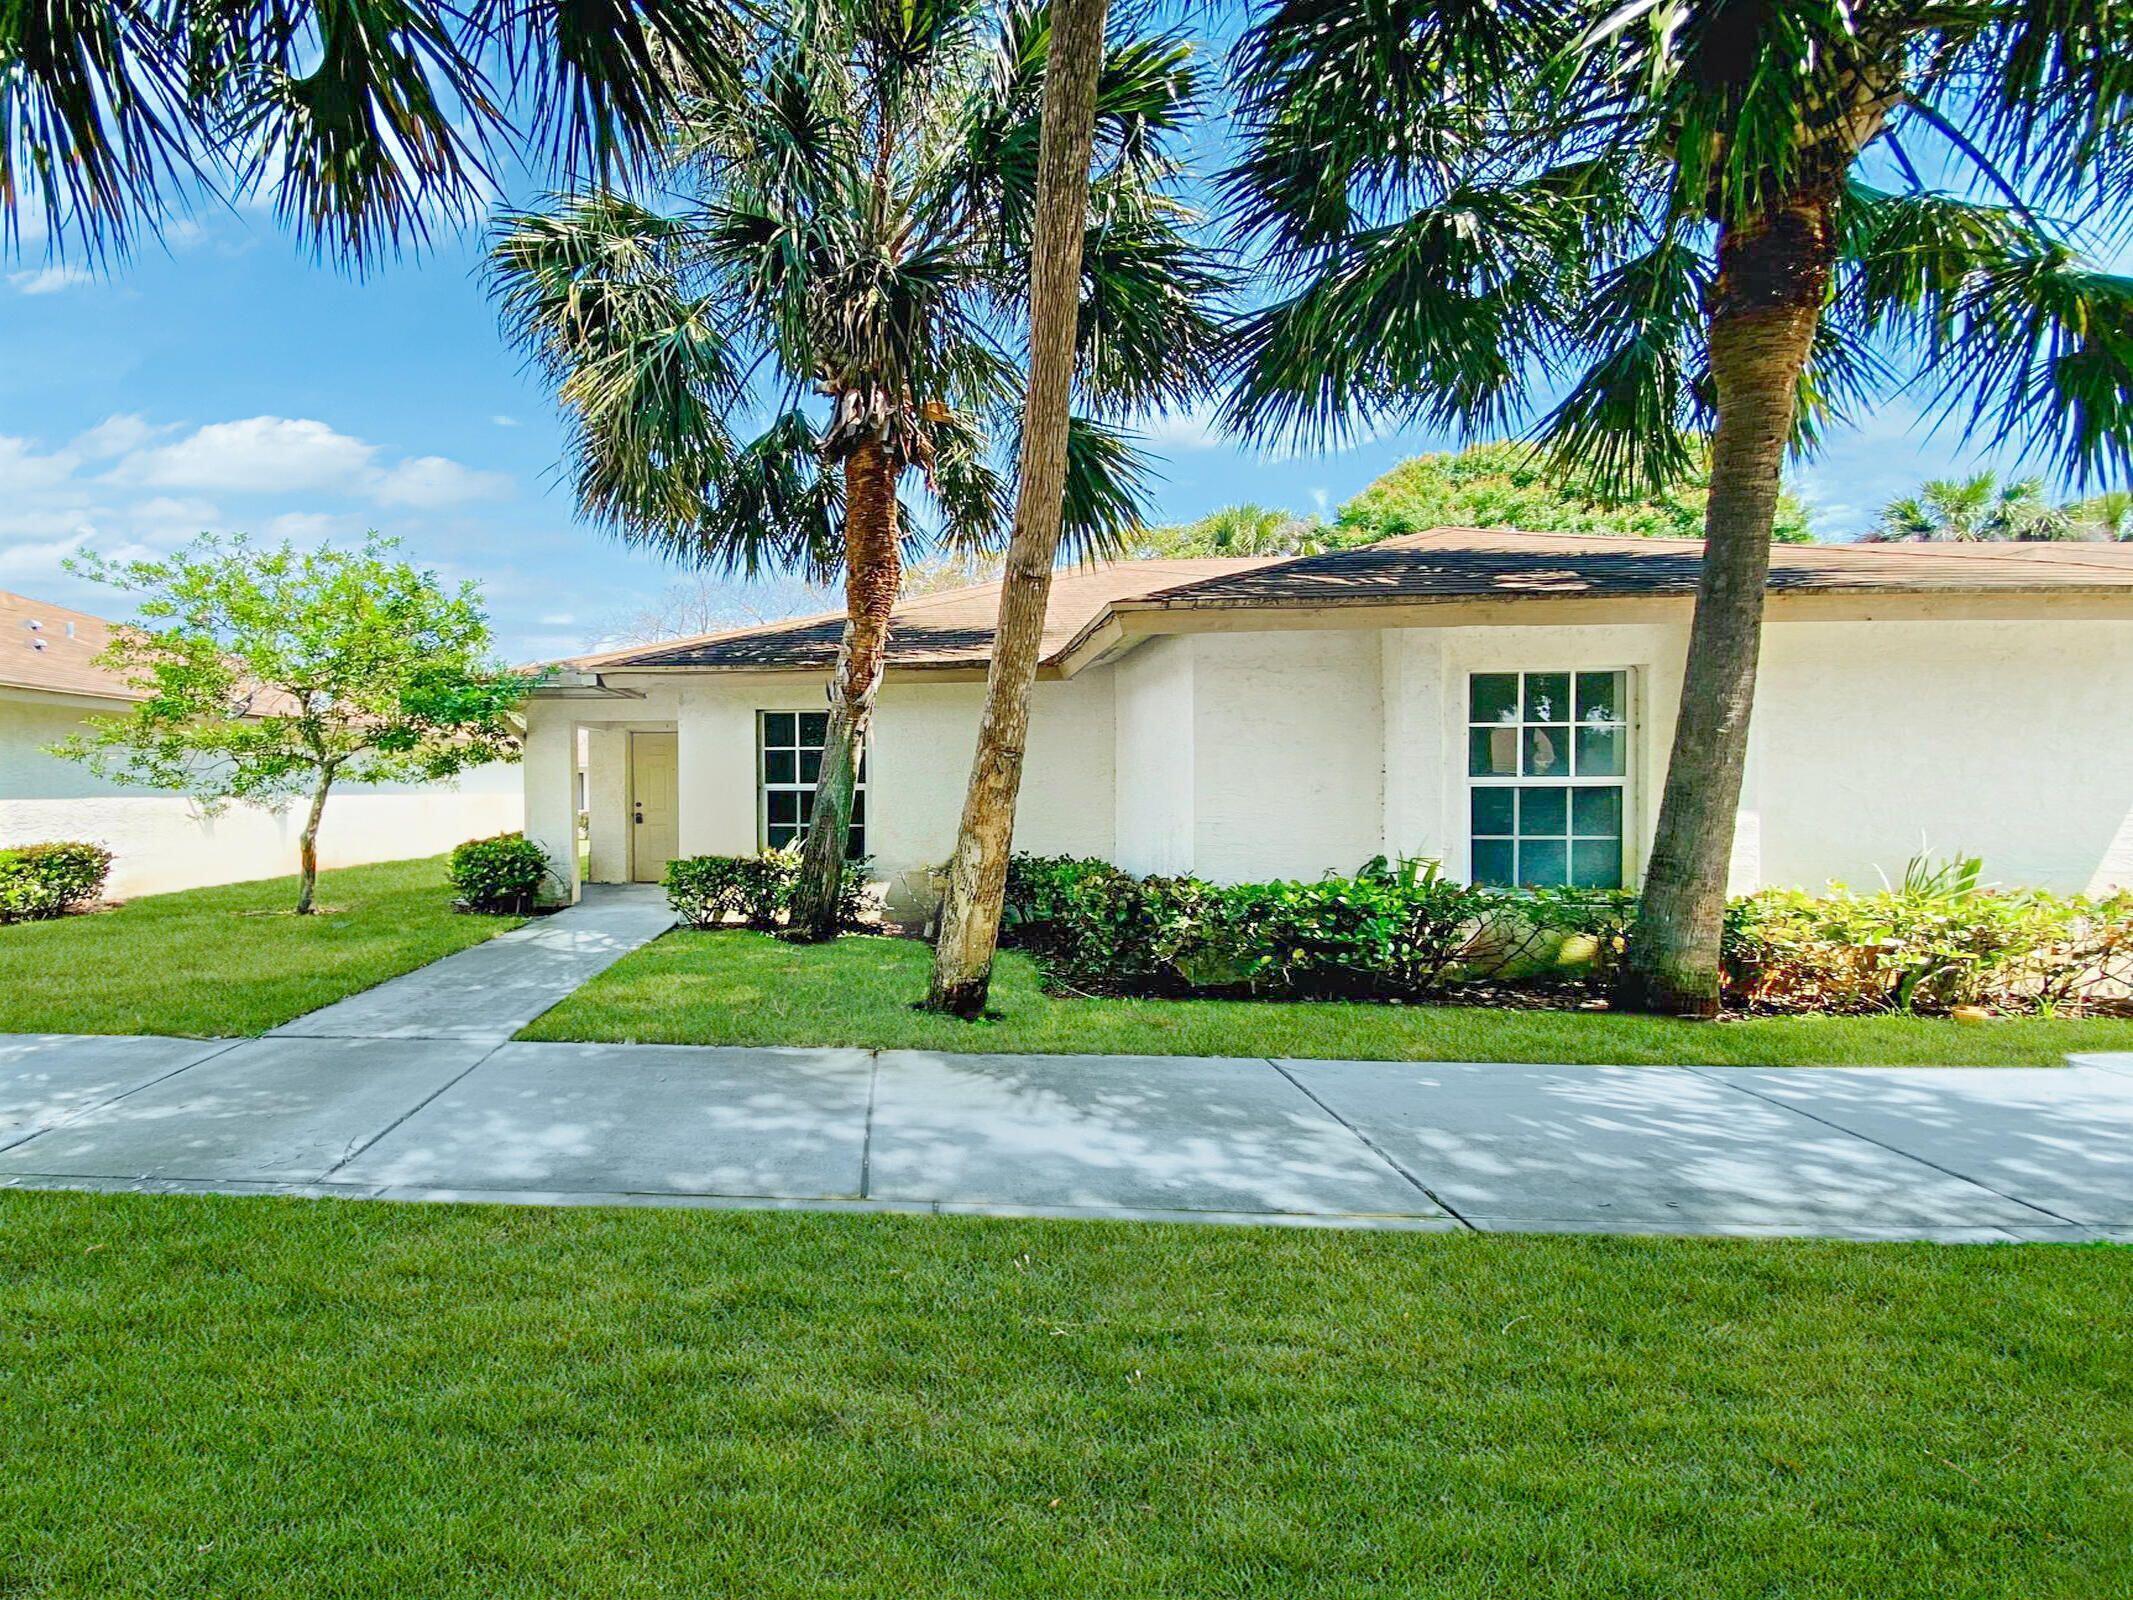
(272, 883, 674, 1042)
(3, 1030, 2129, 1240)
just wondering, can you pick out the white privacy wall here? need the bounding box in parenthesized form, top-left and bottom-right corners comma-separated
(1112, 637, 1195, 875)
(1, 693, 521, 898)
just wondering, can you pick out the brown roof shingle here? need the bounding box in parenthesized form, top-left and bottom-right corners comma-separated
(572, 529, 2133, 676)
(0, 589, 136, 701)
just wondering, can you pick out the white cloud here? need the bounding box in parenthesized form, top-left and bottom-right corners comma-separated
(263, 511, 364, 542)
(491, 414, 520, 428)
(371, 454, 511, 508)
(72, 414, 166, 460)
(117, 416, 380, 494)
(1139, 407, 1227, 452)
(9, 264, 93, 296)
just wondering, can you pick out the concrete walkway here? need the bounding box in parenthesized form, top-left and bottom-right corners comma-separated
(3, 1023, 2129, 1239)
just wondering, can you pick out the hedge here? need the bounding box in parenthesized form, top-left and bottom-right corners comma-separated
(446, 833, 555, 914)
(0, 842, 114, 923)
(1003, 852, 2133, 1017)
(664, 850, 876, 931)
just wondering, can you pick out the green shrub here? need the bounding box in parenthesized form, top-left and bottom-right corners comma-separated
(1723, 867, 2133, 1016)
(0, 841, 114, 922)
(1001, 852, 1631, 1002)
(1001, 850, 2128, 1015)
(446, 833, 554, 914)
(664, 849, 876, 931)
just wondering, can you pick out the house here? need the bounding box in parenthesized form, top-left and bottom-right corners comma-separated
(1, 588, 522, 898)
(522, 528, 2133, 913)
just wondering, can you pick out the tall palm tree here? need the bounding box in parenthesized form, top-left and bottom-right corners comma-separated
(1868, 472, 2071, 541)
(1223, 0, 2133, 1014)
(2070, 489, 2133, 541)
(2, 0, 742, 262)
(490, 0, 1221, 940)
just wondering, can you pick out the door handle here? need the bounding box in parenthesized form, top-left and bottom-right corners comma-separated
(633, 809, 644, 824)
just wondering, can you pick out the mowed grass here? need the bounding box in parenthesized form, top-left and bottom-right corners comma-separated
(0, 856, 522, 1037)
(521, 927, 2133, 1066)
(1, 1189, 2127, 1599)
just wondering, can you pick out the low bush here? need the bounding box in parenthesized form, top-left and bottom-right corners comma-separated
(1723, 859, 2133, 1016)
(0, 841, 114, 922)
(665, 850, 876, 931)
(446, 833, 554, 914)
(1003, 853, 1630, 1002)
(1004, 851, 2132, 1015)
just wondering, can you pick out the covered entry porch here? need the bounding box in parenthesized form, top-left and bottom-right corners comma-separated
(522, 675, 684, 903)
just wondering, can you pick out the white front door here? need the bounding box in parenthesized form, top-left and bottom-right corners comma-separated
(629, 731, 679, 883)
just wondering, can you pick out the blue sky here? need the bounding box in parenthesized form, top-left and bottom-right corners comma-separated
(0, 76, 2103, 661)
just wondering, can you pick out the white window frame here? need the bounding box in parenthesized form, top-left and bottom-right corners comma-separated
(756, 710, 867, 856)
(1464, 667, 1635, 890)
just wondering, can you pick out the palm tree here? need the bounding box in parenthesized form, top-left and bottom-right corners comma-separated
(490, 0, 1220, 941)
(1128, 503, 1330, 558)
(1867, 472, 2072, 541)
(2, 0, 742, 262)
(1222, 1, 2133, 1014)
(2070, 490, 2133, 541)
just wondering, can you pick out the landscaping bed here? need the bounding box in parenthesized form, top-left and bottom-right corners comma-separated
(519, 927, 2133, 1065)
(0, 856, 524, 1037)
(3, 1188, 2126, 1598)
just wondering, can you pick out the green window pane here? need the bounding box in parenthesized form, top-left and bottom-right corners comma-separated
(799, 711, 830, 746)
(1518, 786, 1568, 837)
(1571, 786, 1623, 837)
(798, 790, 816, 823)
(1471, 787, 1515, 835)
(767, 791, 799, 826)
(1571, 839, 1623, 889)
(1519, 839, 1568, 887)
(1471, 838, 1515, 886)
(1524, 672, 1571, 724)
(847, 827, 866, 859)
(767, 824, 796, 849)
(762, 712, 795, 747)
(1576, 671, 1624, 724)
(1469, 726, 1519, 777)
(799, 748, 822, 784)
(849, 792, 866, 824)
(763, 749, 796, 785)
(1469, 673, 1520, 725)
(1522, 726, 1569, 776)
(1574, 723, 1624, 777)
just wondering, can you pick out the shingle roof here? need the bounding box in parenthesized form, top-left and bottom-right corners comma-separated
(570, 528, 2133, 676)
(580, 556, 1280, 671)
(0, 588, 135, 701)
(1129, 527, 2133, 610)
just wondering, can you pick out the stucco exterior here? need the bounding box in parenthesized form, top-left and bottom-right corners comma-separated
(1, 689, 522, 899)
(524, 599, 2133, 915)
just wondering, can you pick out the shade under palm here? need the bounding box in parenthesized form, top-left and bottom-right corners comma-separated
(489, 0, 1221, 938)
(1224, 0, 2133, 1011)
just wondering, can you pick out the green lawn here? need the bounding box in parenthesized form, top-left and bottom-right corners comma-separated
(522, 927, 2133, 1066)
(1, 1190, 2126, 1598)
(0, 856, 522, 1037)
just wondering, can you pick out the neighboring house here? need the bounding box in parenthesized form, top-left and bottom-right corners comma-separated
(524, 528, 2133, 913)
(1, 588, 522, 898)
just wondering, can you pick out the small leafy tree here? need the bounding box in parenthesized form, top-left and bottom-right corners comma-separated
(1866, 471, 2072, 541)
(55, 535, 530, 914)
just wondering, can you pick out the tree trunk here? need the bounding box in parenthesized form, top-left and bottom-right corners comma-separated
(294, 772, 333, 915)
(921, 0, 1111, 1016)
(788, 433, 903, 942)
(1619, 194, 1836, 1015)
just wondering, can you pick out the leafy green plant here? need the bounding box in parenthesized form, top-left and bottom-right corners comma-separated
(0, 842, 114, 923)
(446, 834, 554, 916)
(665, 851, 874, 932)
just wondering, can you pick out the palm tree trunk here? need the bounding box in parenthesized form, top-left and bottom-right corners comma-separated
(294, 771, 333, 915)
(788, 433, 902, 942)
(1620, 194, 1836, 1015)
(921, 0, 1111, 1017)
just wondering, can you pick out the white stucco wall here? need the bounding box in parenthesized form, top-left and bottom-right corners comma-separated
(1752, 618, 2133, 894)
(1, 692, 522, 898)
(1187, 629, 1386, 882)
(1112, 637, 1194, 875)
